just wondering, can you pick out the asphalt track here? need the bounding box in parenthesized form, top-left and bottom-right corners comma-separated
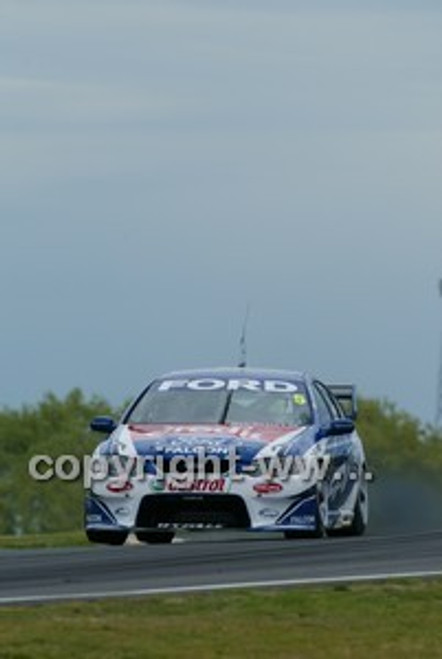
(1, 529, 442, 605)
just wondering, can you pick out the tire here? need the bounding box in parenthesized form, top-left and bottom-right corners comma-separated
(135, 531, 175, 544)
(327, 493, 367, 538)
(86, 529, 128, 546)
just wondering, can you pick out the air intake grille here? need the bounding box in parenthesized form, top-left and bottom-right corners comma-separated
(136, 494, 250, 529)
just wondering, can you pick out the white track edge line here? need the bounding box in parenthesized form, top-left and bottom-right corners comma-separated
(1, 570, 442, 605)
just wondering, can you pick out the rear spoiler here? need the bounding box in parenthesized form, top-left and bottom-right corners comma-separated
(327, 384, 358, 420)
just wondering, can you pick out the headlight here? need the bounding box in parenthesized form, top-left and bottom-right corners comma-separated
(91, 454, 137, 479)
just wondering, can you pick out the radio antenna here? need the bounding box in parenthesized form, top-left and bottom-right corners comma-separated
(238, 304, 250, 368)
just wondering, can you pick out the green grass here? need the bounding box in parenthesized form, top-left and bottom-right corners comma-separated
(0, 580, 441, 658)
(0, 530, 88, 549)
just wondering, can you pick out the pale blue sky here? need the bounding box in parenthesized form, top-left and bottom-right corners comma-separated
(1, 1, 441, 423)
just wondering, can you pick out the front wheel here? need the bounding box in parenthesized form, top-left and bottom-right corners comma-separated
(86, 529, 129, 545)
(327, 499, 367, 537)
(327, 478, 368, 537)
(135, 531, 175, 544)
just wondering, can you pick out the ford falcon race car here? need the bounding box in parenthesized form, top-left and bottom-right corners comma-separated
(85, 368, 369, 545)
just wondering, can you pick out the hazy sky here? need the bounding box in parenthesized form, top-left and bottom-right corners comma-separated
(1, 1, 442, 423)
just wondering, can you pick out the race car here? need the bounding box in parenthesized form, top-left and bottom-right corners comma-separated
(85, 368, 369, 544)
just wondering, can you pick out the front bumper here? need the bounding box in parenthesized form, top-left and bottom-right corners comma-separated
(85, 473, 320, 533)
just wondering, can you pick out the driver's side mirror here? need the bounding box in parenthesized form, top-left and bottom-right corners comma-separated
(316, 418, 355, 439)
(90, 416, 117, 434)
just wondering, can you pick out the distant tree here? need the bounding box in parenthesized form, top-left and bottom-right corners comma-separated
(0, 389, 115, 534)
(357, 398, 442, 481)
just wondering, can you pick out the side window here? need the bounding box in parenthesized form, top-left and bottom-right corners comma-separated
(312, 384, 333, 426)
(315, 381, 343, 420)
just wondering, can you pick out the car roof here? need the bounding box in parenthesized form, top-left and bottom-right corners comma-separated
(158, 367, 308, 381)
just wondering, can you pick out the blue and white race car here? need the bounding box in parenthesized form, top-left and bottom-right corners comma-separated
(85, 368, 369, 544)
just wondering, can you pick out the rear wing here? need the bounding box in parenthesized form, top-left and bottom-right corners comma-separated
(327, 384, 358, 420)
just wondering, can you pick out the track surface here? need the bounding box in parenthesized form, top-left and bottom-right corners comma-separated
(1, 530, 442, 604)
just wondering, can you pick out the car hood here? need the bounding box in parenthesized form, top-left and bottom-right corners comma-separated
(100, 423, 311, 463)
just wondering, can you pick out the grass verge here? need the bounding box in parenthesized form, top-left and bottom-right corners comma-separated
(0, 530, 88, 549)
(0, 579, 441, 658)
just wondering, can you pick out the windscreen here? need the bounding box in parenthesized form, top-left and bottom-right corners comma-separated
(127, 377, 313, 426)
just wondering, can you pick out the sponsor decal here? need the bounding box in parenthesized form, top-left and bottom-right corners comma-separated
(130, 424, 298, 443)
(86, 514, 102, 522)
(106, 479, 133, 493)
(149, 479, 166, 492)
(157, 522, 223, 529)
(167, 478, 226, 493)
(258, 508, 279, 519)
(158, 379, 299, 393)
(287, 514, 316, 526)
(275, 490, 316, 526)
(253, 481, 283, 495)
(84, 496, 118, 525)
(115, 507, 131, 516)
(157, 444, 235, 458)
